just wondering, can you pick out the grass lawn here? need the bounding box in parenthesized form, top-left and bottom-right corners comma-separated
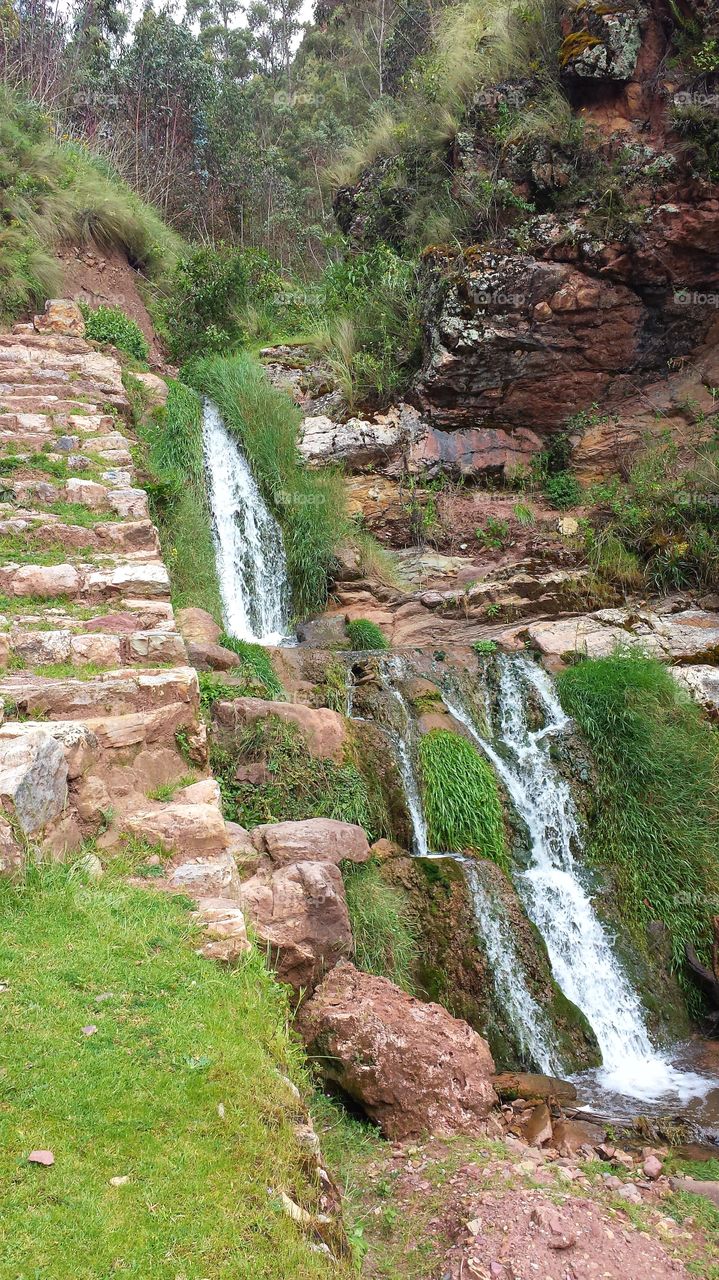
(0, 866, 346, 1280)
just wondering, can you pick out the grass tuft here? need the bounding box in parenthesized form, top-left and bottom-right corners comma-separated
(219, 634, 285, 699)
(343, 860, 420, 994)
(420, 729, 509, 870)
(346, 618, 390, 652)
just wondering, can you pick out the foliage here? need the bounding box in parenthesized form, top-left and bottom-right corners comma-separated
(0, 88, 180, 324)
(187, 354, 348, 619)
(129, 374, 223, 620)
(588, 435, 719, 594)
(557, 653, 719, 983)
(343, 860, 420, 993)
(419, 729, 509, 870)
(79, 302, 149, 361)
(0, 864, 344, 1279)
(473, 639, 498, 654)
(212, 716, 385, 839)
(219, 634, 284, 699)
(476, 516, 510, 550)
(346, 618, 390, 652)
(543, 470, 583, 510)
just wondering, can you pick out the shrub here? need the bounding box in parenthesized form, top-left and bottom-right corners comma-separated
(346, 618, 390, 651)
(557, 653, 719, 986)
(343, 861, 420, 993)
(159, 244, 285, 363)
(543, 471, 583, 510)
(473, 639, 498, 654)
(80, 303, 149, 362)
(187, 354, 348, 619)
(419, 729, 509, 870)
(128, 375, 223, 619)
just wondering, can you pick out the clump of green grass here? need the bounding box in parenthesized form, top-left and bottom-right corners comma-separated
(343, 861, 420, 993)
(79, 303, 149, 362)
(557, 653, 719, 981)
(129, 375, 223, 620)
(219, 634, 285, 699)
(212, 716, 383, 839)
(419, 729, 509, 870)
(346, 618, 390, 651)
(198, 672, 242, 714)
(187, 354, 348, 619)
(0, 864, 345, 1279)
(473, 639, 498, 655)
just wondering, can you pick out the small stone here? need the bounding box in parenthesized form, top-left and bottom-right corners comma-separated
(465, 1218, 481, 1236)
(28, 1150, 54, 1166)
(109, 1175, 130, 1186)
(81, 1025, 97, 1036)
(643, 1154, 663, 1180)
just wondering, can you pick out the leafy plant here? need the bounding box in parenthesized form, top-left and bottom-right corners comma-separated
(543, 471, 583, 510)
(343, 861, 420, 993)
(473, 639, 498, 654)
(159, 244, 286, 362)
(346, 618, 390, 651)
(558, 653, 719, 987)
(476, 516, 510, 550)
(79, 303, 149, 362)
(419, 729, 509, 870)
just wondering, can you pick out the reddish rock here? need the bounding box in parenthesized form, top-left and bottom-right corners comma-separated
(193, 896, 250, 962)
(213, 697, 347, 761)
(176, 607, 221, 647)
(185, 638, 240, 672)
(240, 861, 352, 994)
(298, 961, 496, 1138)
(250, 818, 370, 866)
(33, 299, 85, 337)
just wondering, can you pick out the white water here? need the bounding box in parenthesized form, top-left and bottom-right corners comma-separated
(463, 859, 563, 1076)
(444, 656, 711, 1106)
(379, 656, 429, 858)
(203, 399, 290, 644)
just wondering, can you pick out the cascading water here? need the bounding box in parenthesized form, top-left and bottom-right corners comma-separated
(444, 656, 711, 1106)
(203, 399, 290, 644)
(378, 656, 429, 858)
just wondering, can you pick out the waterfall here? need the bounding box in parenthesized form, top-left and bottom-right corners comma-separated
(378, 656, 428, 858)
(444, 657, 710, 1105)
(203, 399, 290, 644)
(463, 860, 563, 1076)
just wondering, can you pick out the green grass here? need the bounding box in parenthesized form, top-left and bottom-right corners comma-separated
(343, 861, 419, 993)
(346, 618, 390, 652)
(187, 354, 348, 619)
(0, 864, 346, 1279)
(211, 716, 384, 839)
(129, 375, 223, 620)
(219, 634, 285, 699)
(419, 729, 509, 870)
(557, 653, 719, 979)
(80, 303, 150, 362)
(0, 89, 180, 324)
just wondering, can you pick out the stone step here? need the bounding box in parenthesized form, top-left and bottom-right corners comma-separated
(6, 478, 149, 519)
(0, 600, 175, 630)
(0, 559, 170, 602)
(0, 517, 159, 556)
(0, 395, 101, 415)
(0, 412, 116, 436)
(3, 626, 186, 668)
(0, 665, 199, 719)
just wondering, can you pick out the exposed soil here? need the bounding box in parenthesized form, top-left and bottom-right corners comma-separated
(58, 245, 165, 366)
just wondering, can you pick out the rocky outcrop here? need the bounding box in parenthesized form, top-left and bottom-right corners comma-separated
(298, 961, 497, 1139)
(518, 606, 719, 667)
(250, 818, 371, 866)
(212, 697, 347, 761)
(672, 664, 719, 719)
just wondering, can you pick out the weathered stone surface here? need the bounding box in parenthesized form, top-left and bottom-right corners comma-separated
(186, 638, 240, 672)
(0, 563, 80, 599)
(134, 372, 168, 406)
(300, 404, 421, 470)
(560, 0, 648, 82)
(168, 851, 241, 901)
(492, 1072, 578, 1105)
(213, 698, 347, 761)
(193, 896, 251, 962)
(672, 664, 719, 720)
(0, 814, 25, 876)
(251, 818, 370, 866)
(298, 962, 496, 1139)
(177, 607, 222, 647)
(523, 608, 719, 667)
(33, 299, 85, 337)
(240, 860, 352, 993)
(0, 725, 67, 833)
(0, 667, 199, 720)
(176, 778, 222, 807)
(123, 802, 228, 859)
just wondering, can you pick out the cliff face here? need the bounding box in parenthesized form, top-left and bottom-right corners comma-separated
(337, 0, 719, 480)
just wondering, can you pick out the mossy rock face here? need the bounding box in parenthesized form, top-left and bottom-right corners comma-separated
(560, 0, 648, 81)
(385, 854, 600, 1073)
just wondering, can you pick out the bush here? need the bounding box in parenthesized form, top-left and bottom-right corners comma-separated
(557, 652, 719, 985)
(346, 618, 390, 651)
(343, 861, 420, 993)
(543, 470, 583, 510)
(187, 354, 348, 619)
(128, 375, 223, 619)
(419, 729, 509, 870)
(80, 303, 149, 361)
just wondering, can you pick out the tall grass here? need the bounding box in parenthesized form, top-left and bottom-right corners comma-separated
(343, 861, 420, 993)
(187, 354, 349, 619)
(0, 88, 180, 322)
(128, 375, 223, 620)
(419, 729, 509, 870)
(558, 653, 719, 980)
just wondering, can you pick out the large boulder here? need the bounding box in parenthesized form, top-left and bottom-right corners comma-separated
(212, 698, 347, 761)
(250, 818, 370, 866)
(522, 607, 719, 667)
(240, 860, 352, 994)
(122, 802, 228, 859)
(0, 725, 68, 834)
(298, 962, 497, 1139)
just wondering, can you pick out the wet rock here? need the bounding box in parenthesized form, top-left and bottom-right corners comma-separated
(250, 818, 370, 867)
(298, 961, 496, 1138)
(492, 1072, 578, 1105)
(240, 860, 353, 994)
